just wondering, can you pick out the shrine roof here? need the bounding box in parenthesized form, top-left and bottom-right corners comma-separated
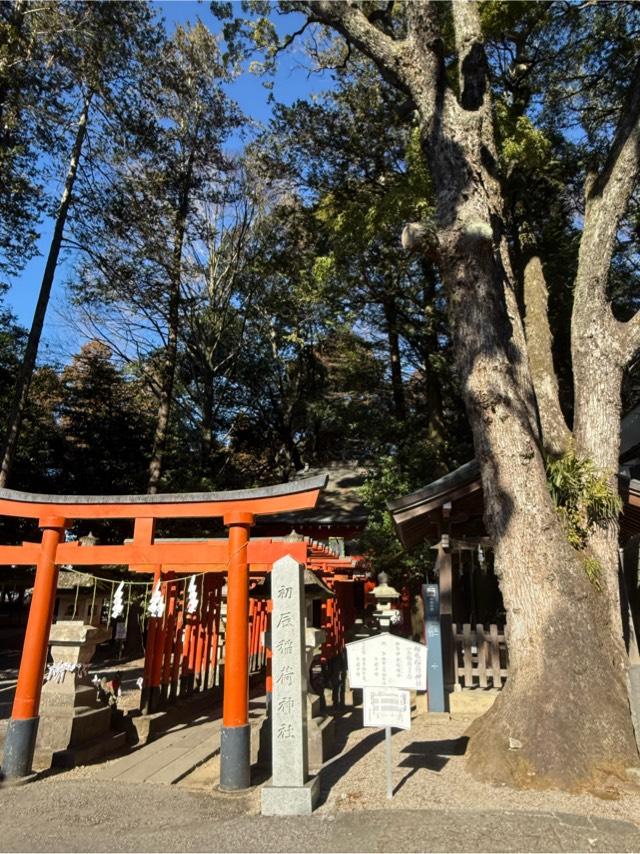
(0, 474, 328, 520)
(269, 463, 368, 526)
(387, 460, 481, 549)
(0, 474, 327, 506)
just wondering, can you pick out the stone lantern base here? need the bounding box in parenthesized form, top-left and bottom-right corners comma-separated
(35, 621, 126, 768)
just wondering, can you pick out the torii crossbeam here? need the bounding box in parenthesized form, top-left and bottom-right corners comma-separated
(0, 475, 327, 787)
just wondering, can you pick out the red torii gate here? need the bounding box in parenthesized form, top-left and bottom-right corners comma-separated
(0, 475, 326, 787)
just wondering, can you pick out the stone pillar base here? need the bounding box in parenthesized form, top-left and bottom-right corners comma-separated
(220, 723, 250, 790)
(2, 717, 39, 780)
(261, 775, 320, 816)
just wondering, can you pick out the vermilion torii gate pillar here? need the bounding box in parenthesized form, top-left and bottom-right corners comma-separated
(220, 512, 254, 790)
(3, 516, 66, 779)
(0, 477, 326, 785)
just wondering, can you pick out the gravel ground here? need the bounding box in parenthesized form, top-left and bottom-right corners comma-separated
(180, 708, 640, 828)
(2, 694, 640, 852)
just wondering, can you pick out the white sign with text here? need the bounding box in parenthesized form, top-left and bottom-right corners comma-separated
(346, 633, 427, 691)
(363, 687, 411, 730)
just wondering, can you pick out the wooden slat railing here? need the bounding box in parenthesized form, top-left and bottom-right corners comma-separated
(452, 622, 508, 688)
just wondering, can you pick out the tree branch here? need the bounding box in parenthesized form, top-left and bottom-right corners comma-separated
(450, 0, 488, 112)
(302, 1, 411, 96)
(574, 56, 640, 366)
(524, 257, 571, 455)
(624, 310, 640, 362)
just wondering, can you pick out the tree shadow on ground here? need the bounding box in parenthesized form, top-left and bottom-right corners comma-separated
(326, 706, 364, 757)
(317, 724, 386, 806)
(393, 736, 469, 796)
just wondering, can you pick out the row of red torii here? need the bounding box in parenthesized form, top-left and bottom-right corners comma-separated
(0, 475, 362, 788)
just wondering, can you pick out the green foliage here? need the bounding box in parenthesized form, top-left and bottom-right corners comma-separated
(358, 456, 431, 584)
(582, 555, 603, 593)
(497, 108, 554, 176)
(546, 447, 622, 555)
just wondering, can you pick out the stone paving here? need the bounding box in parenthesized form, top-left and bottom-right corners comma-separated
(0, 777, 638, 852)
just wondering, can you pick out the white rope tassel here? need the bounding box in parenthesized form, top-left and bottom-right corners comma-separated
(186, 574, 199, 615)
(111, 581, 125, 619)
(147, 580, 165, 619)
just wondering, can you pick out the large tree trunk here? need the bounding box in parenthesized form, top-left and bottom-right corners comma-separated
(435, 138, 637, 788)
(413, 4, 637, 789)
(420, 261, 445, 448)
(147, 254, 182, 495)
(305, 0, 640, 789)
(0, 89, 92, 488)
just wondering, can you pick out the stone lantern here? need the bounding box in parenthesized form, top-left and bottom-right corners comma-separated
(371, 571, 402, 632)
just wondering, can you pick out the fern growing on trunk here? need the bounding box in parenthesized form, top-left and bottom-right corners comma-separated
(545, 446, 621, 587)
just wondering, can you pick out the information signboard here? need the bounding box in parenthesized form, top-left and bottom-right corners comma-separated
(423, 582, 446, 712)
(363, 687, 411, 730)
(345, 632, 427, 691)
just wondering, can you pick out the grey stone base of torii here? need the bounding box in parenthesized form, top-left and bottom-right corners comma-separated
(261, 555, 320, 816)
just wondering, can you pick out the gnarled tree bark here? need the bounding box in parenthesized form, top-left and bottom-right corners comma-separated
(523, 256, 571, 456)
(304, 0, 640, 789)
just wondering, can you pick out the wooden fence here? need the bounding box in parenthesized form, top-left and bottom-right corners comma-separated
(452, 623, 508, 688)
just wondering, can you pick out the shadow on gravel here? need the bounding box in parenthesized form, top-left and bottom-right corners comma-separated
(393, 736, 469, 796)
(317, 728, 386, 806)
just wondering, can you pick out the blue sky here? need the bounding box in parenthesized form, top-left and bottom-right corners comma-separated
(6, 1, 332, 363)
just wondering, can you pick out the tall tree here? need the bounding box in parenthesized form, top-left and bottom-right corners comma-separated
(71, 22, 239, 493)
(56, 340, 155, 495)
(0, 0, 161, 488)
(225, 0, 640, 789)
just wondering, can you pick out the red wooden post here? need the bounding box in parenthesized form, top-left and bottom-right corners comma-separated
(265, 598, 273, 714)
(161, 577, 177, 704)
(193, 588, 207, 691)
(181, 611, 195, 694)
(220, 511, 253, 791)
(149, 578, 168, 712)
(201, 578, 215, 691)
(188, 605, 200, 693)
(170, 591, 184, 702)
(2, 516, 66, 779)
(208, 580, 222, 689)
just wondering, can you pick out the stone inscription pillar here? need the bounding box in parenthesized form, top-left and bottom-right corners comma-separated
(261, 555, 319, 815)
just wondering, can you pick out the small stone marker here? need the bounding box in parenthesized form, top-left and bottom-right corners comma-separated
(261, 555, 319, 816)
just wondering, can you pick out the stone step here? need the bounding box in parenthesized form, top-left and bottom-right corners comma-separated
(95, 717, 223, 784)
(118, 745, 188, 782)
(36, 704, 112, 751)
(144, 736, 220, 785)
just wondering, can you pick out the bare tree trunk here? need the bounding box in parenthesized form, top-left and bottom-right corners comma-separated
(146, 281, 180, 494)
(147, 169, 192, 494)
(382, 294, 406, 420)
(420, 262, 445, 447)
(523, 257, 571, 456)
(0, 90, 92, 488)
